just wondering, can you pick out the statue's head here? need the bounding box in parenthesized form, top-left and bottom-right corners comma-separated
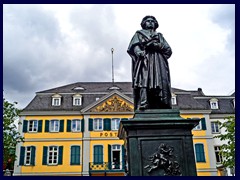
(141, 15, 159, 30)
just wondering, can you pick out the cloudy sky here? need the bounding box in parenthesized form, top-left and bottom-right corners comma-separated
(3, 4, 235, 109)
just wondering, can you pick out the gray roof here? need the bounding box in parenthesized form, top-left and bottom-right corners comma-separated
(37, 82, 132, 93)
(25, 82, 133, 111)
(23, 82, 235, 114)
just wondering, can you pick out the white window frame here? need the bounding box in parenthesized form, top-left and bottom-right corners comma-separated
(210, 98, 219, 109)
(28, 120, 38, 132)
(171, 94, 177, 105)
(211, 122, 220, 133)
(50, 120, 60, 132)
(73, 94, 82, 106)
(52, 94, 62, 106)
(111, 118, 120, 131)
(72, 119, 81, 132)
(25, 146, 32, 165)
(48, 146, 58, 165)
(93, 118, 103, 131)
(214, 146, 222, 163)
(193, 121, 202, 130)
(112, 144, 121, 150)
(111, 144, 122, 169)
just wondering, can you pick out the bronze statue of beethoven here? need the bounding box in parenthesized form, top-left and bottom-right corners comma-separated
(127, 15, 173, 110)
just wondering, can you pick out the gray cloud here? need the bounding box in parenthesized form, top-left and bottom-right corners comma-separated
(209, 4, 235, 52)
(3, 5, 129, 108)
(3, 5, 66, 107)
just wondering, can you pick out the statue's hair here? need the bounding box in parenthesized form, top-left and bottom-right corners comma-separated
(141, 15, 159, 30)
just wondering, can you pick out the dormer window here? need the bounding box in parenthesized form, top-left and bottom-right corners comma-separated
(73, 86, 85, 91)
(109, 86, 121, 90)
(210, 98, 219, 109)
(171, 94, 177, 105)
(52, 94, 62, 106)
(73, 94, 82, 106)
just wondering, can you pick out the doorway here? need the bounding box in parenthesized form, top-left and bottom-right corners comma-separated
(112, 145, 121, 169)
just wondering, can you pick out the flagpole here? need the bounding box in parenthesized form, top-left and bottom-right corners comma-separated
(111, 48, 114, 85)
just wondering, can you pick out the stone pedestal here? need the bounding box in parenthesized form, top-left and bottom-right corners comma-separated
(118, 109, 200, 176)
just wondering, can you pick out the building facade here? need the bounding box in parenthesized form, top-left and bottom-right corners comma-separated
(13, 82, 235, 176)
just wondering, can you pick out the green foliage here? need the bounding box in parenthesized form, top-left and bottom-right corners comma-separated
(215, 116, 235, 169)
(3, 98, 24, 169)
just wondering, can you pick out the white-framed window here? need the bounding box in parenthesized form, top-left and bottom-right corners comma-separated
(111, 144, 121, 169)
(52, 94, 62, 106)
(93, 118, 103, 130)
(73, 86, 85, 91)
(73, 94, 82, 106)
(28, 120, 38, 132)
(25, 146, 32, 165)
(112, 144, 121, 150)
(171, 94, 177, 105)
(48, 146, 58, 165)
(19, 146, 36, 166)
(50, 120, 60, 132)
(214, 146, 222, 163)
(111, 118, 120, 130)
(193, 121, 202, 130)
(210, 98, 219, 109)
(211, 122, 220, 133)
(72, 119, 81, 132)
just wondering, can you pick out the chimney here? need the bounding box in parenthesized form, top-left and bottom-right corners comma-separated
(197, 88, 204, 96)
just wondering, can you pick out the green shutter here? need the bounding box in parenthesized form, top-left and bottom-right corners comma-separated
(195, 144, 205, 162)
(38, 120, 43, 132)
(78, 146, 81, 165)
(122, 145, 125, 168)
(45, 120, 49, 132)
(19, 146, 25, 166)
(71, 146, 80, 165)
(94, 145, 103, 164)
(30, 146, 36, 166)
(58, 146, 63, 165)
(195, 144, 199, 161)
(81, 119, 84, 132)
(67, 120, 71, 132)
(104, 118, 111, 131)
(201, 118, 206, 130)
(89, 118, 93, 131)
(42, 146, 48, 165)
(23, 120, 28, 133)
(108, 144, 112, 169)
(70, 146, 74, 165)
(60, 120, 64, 132)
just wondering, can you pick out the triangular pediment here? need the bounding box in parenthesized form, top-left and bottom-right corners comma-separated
(81, 90, 134, 113)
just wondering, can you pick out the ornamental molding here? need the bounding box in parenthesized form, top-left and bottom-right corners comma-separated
(90, 95, 134, 112)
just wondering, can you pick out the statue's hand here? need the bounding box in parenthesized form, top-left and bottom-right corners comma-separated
(136, 50, 145, 58)
(152, 42, 163, 50)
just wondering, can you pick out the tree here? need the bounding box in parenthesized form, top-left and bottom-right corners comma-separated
(3, 98, 24, 170)
(215, 116, 235, 175)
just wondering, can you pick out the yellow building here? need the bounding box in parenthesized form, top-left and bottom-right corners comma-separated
(13, 82, 235, 176)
